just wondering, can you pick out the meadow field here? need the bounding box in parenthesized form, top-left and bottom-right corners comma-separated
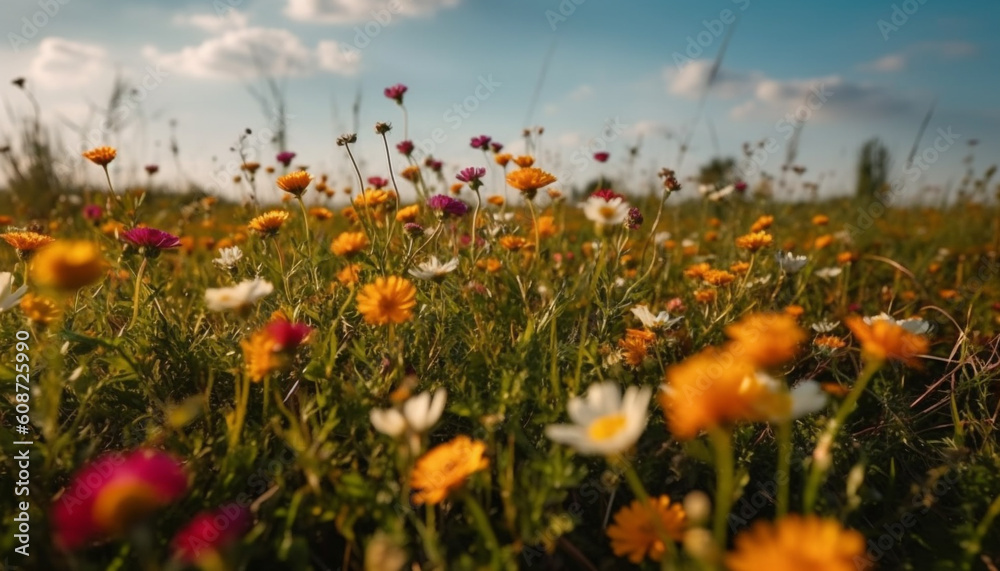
(0, 37, 999, 571)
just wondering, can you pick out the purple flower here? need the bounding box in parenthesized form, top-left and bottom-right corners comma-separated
(384, 83, 408, 105)
(490, 142, 503, 153)
(276, 151, 296, 167)
(456, 167, 485, 183)
(403, 222, 424, 237)
(470, 135, 492, 150)
(121, 227, 181, 255)
(82, 204, 103, 223)
(396, 140, 414, 156)
(626, 207, 643, 230)
(426, 159, 443, 172)
(426, 194, 469, 218)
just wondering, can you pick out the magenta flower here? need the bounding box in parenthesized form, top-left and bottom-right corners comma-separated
(397, 140, 414, 156)
(384, 83, 408, 105)
(265, 320, 312, 352)
(367, 176, 389, 189)
(172, 504, 251, 565)
(82, 204, 103, 223)
(145, 164, 160, 175)
(121, 227, 181, 255)
(593, 151, 610, 163)
(427, 194, 469, 218)
(425, 158, 443, 172)
(626, 207, 643, 230)
(456, 167, 486, 191)
(403, 222, 424, 237)
(590, 188, 623, 202)
(490, 142, 504, 153)
(470, 135, 492, 150)
(51, 449, 188, 550)
(276, 151, 296, 167)
(735, 181, 748, 193)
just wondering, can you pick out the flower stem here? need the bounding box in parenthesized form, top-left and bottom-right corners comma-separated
(803, 357, 883, 512)
(708, 427, 734, 549)
(776, 418, 792, 518)
(462, 490, 501, 567)
(129, 257, 148, 330)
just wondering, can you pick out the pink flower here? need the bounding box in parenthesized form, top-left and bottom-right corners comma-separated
(397, 140, 414, 156)
(590, 188, 623, 202)
(276, 151, 296, 167)
(384, 83, 408, 105)
(593, 151, 609, 163)
(121, 227, 181, 253)
(470, 135, 492, 150)
(490, 142, 503, 153)
(456, 167, 486, 189)
(265, 320, 312, 352)
(51, 449, 188, 550)
(172, 504, 251, 564)
(367, 176, 389, 189)
(427, 194, 469, 218)
(82, 204, 103, 223)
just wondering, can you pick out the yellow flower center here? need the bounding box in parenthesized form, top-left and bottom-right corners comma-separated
(588, 413, 627, 441)
(599, 205, 617, 219)
(92, 479, 163, 533)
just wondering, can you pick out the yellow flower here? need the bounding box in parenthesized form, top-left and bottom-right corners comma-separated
(20, 293, 61, 325)
(814, 335, 846, 350)
(308, 207, 334, 221)
(331, 232, 369, 257)
(735, 231, 773, 252)
(750, 215, 774, 232)
(1, 231, 54, 259)
(356, 276, 417, 325)
(505, 167, 556, 198)
(486, 195, 505, 207)
(241, 329, 280, 383)
(534, 215, 558, 239)
(844, 315, 928, 368)
(499, 235, 531, 252)
(814, 234, 834, 249)
(400, 165, 421, 182)
(659, 348, 780, 440)
(336, 263, 361, 286)
(702, 269, 736, 287)
(812, 214, 830, 226)
(725, 515, 866, 571)
(354, 189, 392, 209)
(494, 153, 512, 167)
(724, 313, 806, 368)
(276, 171, 312, 197)
(410, 436, 488, 505)
(395, 204, 420, 223)
(82, 146, 116, 166)
(248, 210, 290, 236)
(30, 241, 106, 291)
(607, 496, 686, 564)
(476, 258, 502, 273)
(512, 155, 535, 168)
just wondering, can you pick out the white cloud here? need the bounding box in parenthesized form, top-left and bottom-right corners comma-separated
(29, 37, 107, 88)
(858, 41, 976, 73)
(173, 10, 249, 33)
(569, 84, 593, 101)
(144, 27, 358, 79)
(666, 60, 916, 122)
(284, 0, 460, 24)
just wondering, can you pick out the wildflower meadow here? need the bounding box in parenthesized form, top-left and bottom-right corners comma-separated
(2, 3, 1000, 570)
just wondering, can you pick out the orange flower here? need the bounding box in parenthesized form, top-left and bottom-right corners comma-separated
(410, 436, 488, 505)
(506, 167, 556, 198)
(812, 214, 830, 226)
(606, 496, 686, 564)
(309, 207, 334, 221)
(400, 165, 421, 182)
(20, 293, 61, 325)
(814, 234, 834, 249)
(30, 241, 106, 291)
(724, 313, 806, 368)
(395, 204, 420, 223)
(730, 261, 751, 275)
(336, 263, 361, 285)
(725, 515, 865, 571)
(814, 335, 846, 350)
(683, 263, 712, 280)
(844, 315, 928, 367)
(750, 215, 774, 233)
(248, 210, 290, 236)
(618, 329, 655, 368)
(486, 195, 505, 207)
(693, 289, 716, 304)
(512, 155, 535, 168)
(331, 232, 369, 257)
(82, 146, 116, 166)
(534, 215, 558, 239)
(1, 231, 54, 259)
(354, 189, 392, 209)
(356, 276, 417, 325)
(476, 258, 502, 273)
(499, 235, 531, 252)
(702, 269, 736, 287)
(736, 231, 773, 252)
(276, 171, 312, 197)
(494, 153, 512, 167)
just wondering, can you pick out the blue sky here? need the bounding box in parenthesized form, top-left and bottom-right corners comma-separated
(2, 0, 997, 202)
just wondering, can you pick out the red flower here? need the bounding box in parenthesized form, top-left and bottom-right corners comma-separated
(265, 319, 312, 352)
(384, 83, 408, 105)
(51, 449, 188, 550)
(172, 504, 252, 564)
(593, 151, 610, 162)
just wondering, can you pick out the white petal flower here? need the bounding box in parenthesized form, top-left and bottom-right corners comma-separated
(630, 305, 683, 330)
(863, 312, 931, 335)
(213, 246, 243, 270)
(403, 388, 447, 433)
(788, 380, 828, 419)
(580, 196, 630, 226)
(408, 257, 459, 281)
(545, 382, 652, 456)
(707, 185, 735, 201)
(370, 409, 406, 438)
(811, 320, 839, 333)
(814, 267, 842, 280)
(204, 278, 274, 311)
(775, 250, 808, 274)
(0, 272, 28, 312)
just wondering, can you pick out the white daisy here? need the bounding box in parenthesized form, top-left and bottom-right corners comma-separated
(814, 267, 842, 280)
(811, 320, 839, 333)
(707, 184, 735, 201)
(204, 278, 274, 312)
(545, 382, 652, 456)
(0, 272, 28, 312)
(370, 388, 447, 439)
(775, 250, 808, 274)
(580, 196, 630, 226)
(408, 256, 459, 281)
(756, 373, 828, 421)
(213, 246, 243, 270)
(630, 305, 683, 330)
(863, 312, 932, 335)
